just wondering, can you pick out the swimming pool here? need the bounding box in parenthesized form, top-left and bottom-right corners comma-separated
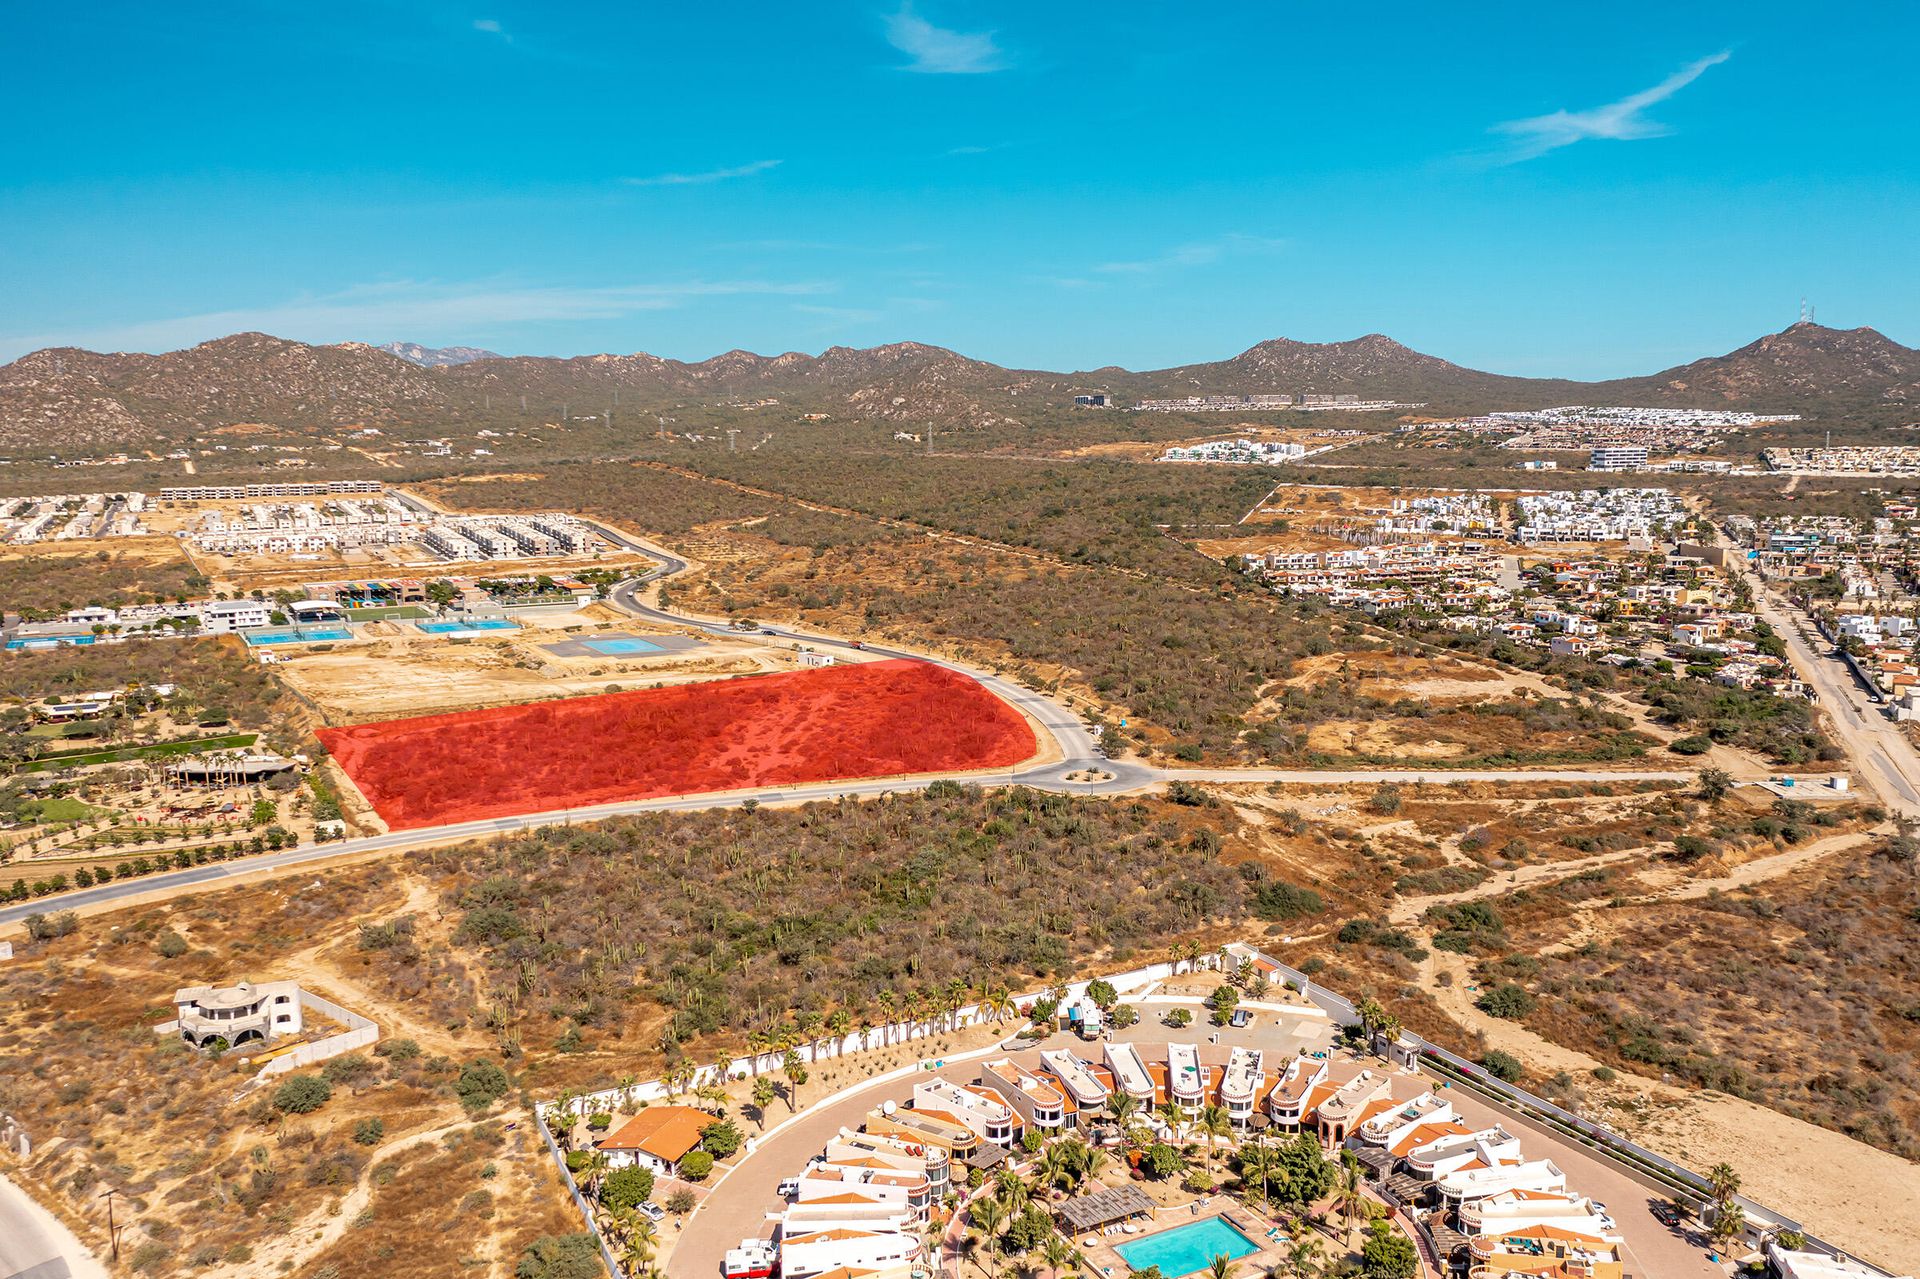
(584, 636, 662, 655)
(242, 626, 353, 646)
(5, 635, 98, 650)
(1113, 1218, 1260, 1278)
(417, 619, 520, 634)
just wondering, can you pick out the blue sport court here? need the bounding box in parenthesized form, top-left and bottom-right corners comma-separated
(1113, 1218, 1260, 1278)
(416, 619, 521, 636)
(241, 626, 353, 647)
(584, 636, 662, 655)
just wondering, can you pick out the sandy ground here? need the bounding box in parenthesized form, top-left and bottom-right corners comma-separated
(1650, 1096, 1920, 1273)
(275, 626, 795, 720)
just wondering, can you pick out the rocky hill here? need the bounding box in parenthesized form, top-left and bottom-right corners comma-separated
(378, 342, 503, 368)
(1, 322, 1912, 452)
(1599, 322, 1920, 411)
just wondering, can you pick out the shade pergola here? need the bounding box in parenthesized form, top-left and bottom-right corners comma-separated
(1056, 1184, 1156, 1235)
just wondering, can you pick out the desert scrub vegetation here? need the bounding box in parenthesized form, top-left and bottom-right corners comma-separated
(0, 872, 572, 1277)
(674, 449, 1281, 577)
(0, 543, 205, 620)
(0, 636, 294, 734)
(417, 784, 1288, 1061)
(1512, 839, 1920, 1158)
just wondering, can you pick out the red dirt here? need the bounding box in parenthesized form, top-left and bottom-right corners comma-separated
(317, 659, 1037, 829)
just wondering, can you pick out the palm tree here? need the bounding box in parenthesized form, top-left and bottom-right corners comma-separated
(946, 978, 970, 1032)
(695, 1080, 729, 1114)
(876, 989, 896, 1043)
(751, 1075, 777, 1130)
(996, 1167, 1030, 1214)
(746, 1029, 771, 1075)
(1284, 1233, 1324, 1279)
(549, 1088, 579, 1151)
(1238, 1139, 1276, 1206)
(781, 1047, 809, 1113)
(1197, 1103, 1233, 1177)
(1333, 1153, 1368, 1247)
(970, 1196, 1007, 1277)
(1353, 997, 1387, 1056)
(1041, 1231, 1076, 1278)
(1106, 1092, 1138, 1130)
(614, 1073, 639, 1111)
(1207, 1255, 1234, 1279)
(981, 986, 1016, 1025)
(581, 1149, 610, 1200)
(827, 1009, 851, 1057)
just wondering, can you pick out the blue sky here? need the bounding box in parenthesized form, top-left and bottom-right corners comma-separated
(3, 3, 1916, 376)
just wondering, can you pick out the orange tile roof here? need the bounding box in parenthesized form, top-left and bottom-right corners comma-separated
(1389, 1120, 1471, 1157)
(597, 1104, 710, 1164)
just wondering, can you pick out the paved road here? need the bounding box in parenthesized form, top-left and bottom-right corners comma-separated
(1712, 530, 1920, 816)
(0, 1171, 105, 1279)
(0, 532, 1695, 929)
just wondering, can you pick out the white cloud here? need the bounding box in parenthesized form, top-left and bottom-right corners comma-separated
(0, 278, 833, 360)
(883, 7, 1005, 74)
(1094, 233, 1287, 276)
(622, 159, 783, 187)
(1493, 51, 1731, 161)
(472, 18, 503, 33)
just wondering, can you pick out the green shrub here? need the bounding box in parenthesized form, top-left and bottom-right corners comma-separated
(1480, 1050, 1524, 1083)
(514, 1233, 602, 1279)
(272, 1074, 332, 1114)
(354, 1117, 386, 1146)
(679, 1150, 715, 1180)
(1476, 984, 1535, 1020)
(600, 1166, 654, 1211)
(455, 1058, 510, 1113)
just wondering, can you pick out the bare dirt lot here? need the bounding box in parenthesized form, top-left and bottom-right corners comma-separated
(273, 619, 799, 721)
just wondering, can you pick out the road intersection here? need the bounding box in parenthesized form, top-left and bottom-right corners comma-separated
(1, 527, 1699, 930)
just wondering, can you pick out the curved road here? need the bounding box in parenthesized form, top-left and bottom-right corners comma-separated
(0, 526, 1696, 930)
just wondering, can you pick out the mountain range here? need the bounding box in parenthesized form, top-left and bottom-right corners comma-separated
(376, 342, 502, 368)
(1, 322, 1913, 453)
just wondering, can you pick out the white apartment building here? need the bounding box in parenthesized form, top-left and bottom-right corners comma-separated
(199, 600, 272, 632)
(910, 1078, 1017, 1146)
(1219, 1047, 1266, 1127)
(1102, 1042, 1156, 1105)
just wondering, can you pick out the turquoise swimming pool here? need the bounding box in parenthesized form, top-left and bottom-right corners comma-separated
(1113, 1218, 1259, 1278)
(5, 635, 98, 650)
(417, 619, 520, 634)
(241, 626, 352, 646)
(584, 636, 661, 655)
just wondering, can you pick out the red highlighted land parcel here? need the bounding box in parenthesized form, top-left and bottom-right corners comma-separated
(318, 658, 1037, 830)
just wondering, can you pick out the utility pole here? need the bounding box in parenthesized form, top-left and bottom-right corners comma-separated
(727, 429, 739, 453)
(100, 1187, 122, 1261)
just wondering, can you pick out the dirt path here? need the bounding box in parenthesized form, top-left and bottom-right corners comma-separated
(202, 1115, 492, 1279)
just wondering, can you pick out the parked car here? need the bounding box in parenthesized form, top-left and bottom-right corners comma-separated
(638, 1201, 666, 1223)
(777, 1178, 801, 1199)
(1229, 1008, 1253, 1029)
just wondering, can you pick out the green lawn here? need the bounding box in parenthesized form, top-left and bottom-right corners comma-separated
(10, 732, 259, 774)
(19, 797, 111, 824)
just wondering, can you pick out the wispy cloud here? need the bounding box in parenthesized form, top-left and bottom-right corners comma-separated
(472, 17, 505, 35)
(1094, 233, 1288, 276)
(1492, 51, 1731, 161)
(0, 278, 833, 360)
(883, 7, 1006, 74)
(622, 159, 782, 187)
